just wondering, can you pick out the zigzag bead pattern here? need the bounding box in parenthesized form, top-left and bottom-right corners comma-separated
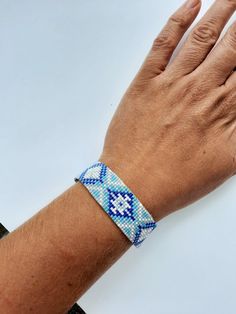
(74, 162, 157, 247)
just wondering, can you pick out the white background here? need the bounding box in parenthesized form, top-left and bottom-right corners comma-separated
(1, 1, 236, 313)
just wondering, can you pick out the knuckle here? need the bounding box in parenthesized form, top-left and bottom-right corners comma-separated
(168, 14, 188, 29)
(158, 72, 174, 89)
(152, 33, 175, 51)
(225, 24, 236, 47)
(191, 108, 209, 132)
(191, 19, 218, 45)
(221, 92, 236, 113)
(182, 74, 205, 100)
(225, 0, 236, 8)
(152, 13, 189, 52)
(151, 70, 175, 91)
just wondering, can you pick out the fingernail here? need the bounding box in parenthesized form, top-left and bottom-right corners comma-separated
(185, 0, 199, 9)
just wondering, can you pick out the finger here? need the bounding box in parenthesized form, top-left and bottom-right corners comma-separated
(169, 0, 236, 78)
(138, 0, 201, 80)
(197, 21, 236, 86)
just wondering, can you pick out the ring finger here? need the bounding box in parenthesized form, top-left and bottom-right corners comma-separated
(168, 0, 236, 78)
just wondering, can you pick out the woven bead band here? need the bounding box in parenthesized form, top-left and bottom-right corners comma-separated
(74, 162, 157, 247)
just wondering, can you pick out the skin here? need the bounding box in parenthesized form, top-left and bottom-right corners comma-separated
(1, 0, 236, 312)
(100, 0, 236, 221)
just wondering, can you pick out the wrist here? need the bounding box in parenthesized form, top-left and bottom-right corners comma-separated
(98, 154, 168, 222)
(76, 160, 157, 247)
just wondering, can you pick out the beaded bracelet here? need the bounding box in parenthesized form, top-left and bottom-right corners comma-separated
(74, 162, 157, 247)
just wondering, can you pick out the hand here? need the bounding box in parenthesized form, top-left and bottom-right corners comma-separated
(99, 0, 236, 221)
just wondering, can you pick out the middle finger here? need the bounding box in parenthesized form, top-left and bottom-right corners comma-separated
(168, 0, 236, 77)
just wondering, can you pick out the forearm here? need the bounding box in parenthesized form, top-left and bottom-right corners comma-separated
(2, 0, 236, 312)
(0, 182, 131, 313)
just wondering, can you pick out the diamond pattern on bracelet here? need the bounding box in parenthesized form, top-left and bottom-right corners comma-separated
(74, 162, 157, 247)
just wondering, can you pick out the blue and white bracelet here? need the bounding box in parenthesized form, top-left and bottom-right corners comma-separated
(74, 162, 157, 247)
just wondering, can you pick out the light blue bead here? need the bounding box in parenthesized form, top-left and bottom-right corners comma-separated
(75, 162, 157, 247)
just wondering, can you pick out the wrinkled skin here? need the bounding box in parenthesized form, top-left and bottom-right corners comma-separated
(100, 0, 236, 220)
